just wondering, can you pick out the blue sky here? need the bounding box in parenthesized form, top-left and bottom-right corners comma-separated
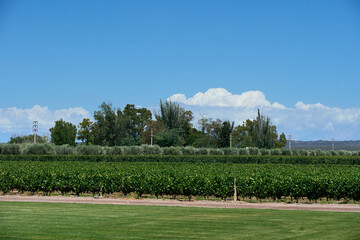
(0, 0, 359, 142)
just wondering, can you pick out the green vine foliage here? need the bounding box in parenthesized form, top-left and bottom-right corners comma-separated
(1, 161, 359, 202)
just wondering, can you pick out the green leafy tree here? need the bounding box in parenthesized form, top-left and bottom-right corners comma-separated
(193, 117, 222, 148)
(155, 100, 194, 146)
(232, 110, 286, 149)
(91, 102, 125, 146)
(50, 119, 77, 146)
(208, 119, 222, 140)
(154, 128, 181, 147)
(8, 134, 48, 144)
(276, 132, 287, 148)
(192, 134, 217, 148)
(91, 102, 153, 146)
(140, 119, 163, 145)
(198, 116, 212, 133)
(217, 121, 234, 148)
(184, 128, 201, 146)
(155, 100, 187, 130)
(232, 119, 254, 148)
(182, 110, 194, 140)
(77, 118, 93, 145)
(252, 109, 275, 149)
(184, 127, 217, 148)
(121, 104, 152, 145)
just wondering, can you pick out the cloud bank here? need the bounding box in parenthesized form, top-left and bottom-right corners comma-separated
(1, 89, 358, 142)
(168, 88, 360, 140)
(0, 105, 90, 141)
(169, 88, 286, 109)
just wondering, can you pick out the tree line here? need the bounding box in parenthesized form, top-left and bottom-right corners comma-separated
(9, 101, 287, 149)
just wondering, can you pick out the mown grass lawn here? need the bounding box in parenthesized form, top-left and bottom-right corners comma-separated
(0, 202, 359, 239)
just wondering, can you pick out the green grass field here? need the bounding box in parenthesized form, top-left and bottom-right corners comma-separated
(0, 202, 359, 239)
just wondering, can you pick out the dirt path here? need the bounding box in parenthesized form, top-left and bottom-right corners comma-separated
(1, 195, 359, 212)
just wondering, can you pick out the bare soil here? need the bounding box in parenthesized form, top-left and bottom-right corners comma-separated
(1, 195, 359, 212)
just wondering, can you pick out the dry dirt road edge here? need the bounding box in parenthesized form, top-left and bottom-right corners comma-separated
(1, 195, 360, 212)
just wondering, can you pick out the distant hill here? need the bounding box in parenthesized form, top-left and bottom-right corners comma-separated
(285, 140, 360, 151)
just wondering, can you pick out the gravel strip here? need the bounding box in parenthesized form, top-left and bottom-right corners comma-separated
(1, 195, 359, 212)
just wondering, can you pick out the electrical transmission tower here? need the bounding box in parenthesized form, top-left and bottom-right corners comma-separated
(288, 135, 292, 150)
(150, 129, 153, 146)
(33, 121, 38, 143)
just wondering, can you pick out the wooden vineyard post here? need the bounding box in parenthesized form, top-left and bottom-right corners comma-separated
(234, 178, 237, 202)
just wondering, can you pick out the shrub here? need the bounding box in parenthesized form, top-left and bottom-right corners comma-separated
(77, 145, 104, 155)
(194, 148, 209, 155)
(141, 145, 152, 155)
(106, 146, 124, 155)
(309, 150, 317, 156)
(121, 146, 131, 155)
(270, 149, 282, 155)
(54, 144, 76, 155)
(315, 149, 327, 156)
(338, 150, 352, 156)
(281, 149, 292, 156)
(324, 151, 332, 156)
(121, 146, 143, 155)
(352, 151, 360, 156)
(182, 146, 196, 155)
(238, 148, 250, 155)
(2, 154, 360, 165)
(21, 144, 55, 155)
(162, 146, 182, 155)
(299, 149, 310, 156)
(291, 149, 300, 156)
(208, 148, 224, 155)
(222, 148, 238, 155)
(330, 150, 338, 156)
(128, 146, 143, 155)
(260, 149, 271, 155)
(0, 144, 21, 155)
(141, 145, 162, 155)
(101, 146, 111, 155)
(248, 147, 260, 155)
(152, 145, 163, 155)
(337, 150, 345, 156)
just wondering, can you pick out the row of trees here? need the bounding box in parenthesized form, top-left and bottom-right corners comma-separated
(9, 135, 48, 144)
(10, 101, 287, 149)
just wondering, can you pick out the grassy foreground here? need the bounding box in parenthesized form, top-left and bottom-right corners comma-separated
(0, 202, 359, 239)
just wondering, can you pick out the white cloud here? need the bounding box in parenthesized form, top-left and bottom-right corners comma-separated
(324, 122, 335, 131)
(0, 105, 90, 139)
(295, 101, 329, 110)
(168, 88, 286, 109)
(167, 88, 360, 140)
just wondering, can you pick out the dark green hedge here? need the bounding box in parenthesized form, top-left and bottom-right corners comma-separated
(1, 155, 360, 164)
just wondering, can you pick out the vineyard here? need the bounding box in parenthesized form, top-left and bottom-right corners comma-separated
(1, 161, 359, 202)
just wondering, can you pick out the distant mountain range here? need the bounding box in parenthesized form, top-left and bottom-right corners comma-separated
(286, 140, 360, 151)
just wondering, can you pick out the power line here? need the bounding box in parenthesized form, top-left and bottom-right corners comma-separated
(0, 124, 33, 126)
(0, 126, 49, 131)
(0, 127, 33, 129)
